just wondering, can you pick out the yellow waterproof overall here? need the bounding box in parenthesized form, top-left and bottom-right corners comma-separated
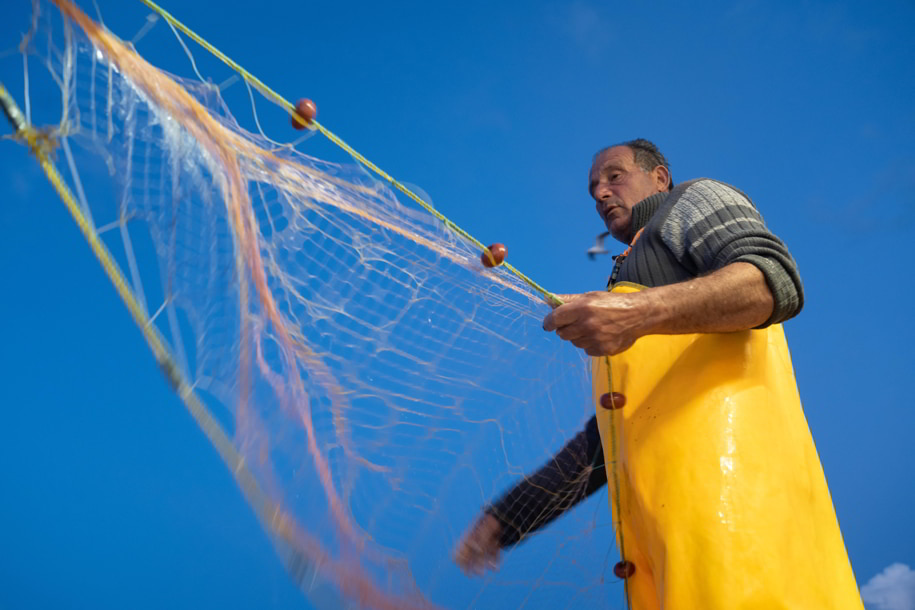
(592, 284, 863, 609)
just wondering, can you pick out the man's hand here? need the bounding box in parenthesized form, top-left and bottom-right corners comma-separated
(453, 513, 503, 576)
(543, 291, 656, 357)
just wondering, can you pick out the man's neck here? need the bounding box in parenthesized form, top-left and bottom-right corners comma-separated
(629, 191, 669, 238)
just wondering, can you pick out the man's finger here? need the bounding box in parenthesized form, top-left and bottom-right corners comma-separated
(543, 302, 582, 332)
(556, 325, 590, 342)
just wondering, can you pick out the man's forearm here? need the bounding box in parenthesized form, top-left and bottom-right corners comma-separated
(636, 261, 774, 335)
(544, 262, 777, 356)
(488, 417, 606, 547)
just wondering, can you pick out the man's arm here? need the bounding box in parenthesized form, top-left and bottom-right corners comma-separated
(543, 261, 773, 356)
(486, 415, 606, 547)
(454, 416, 605, 574)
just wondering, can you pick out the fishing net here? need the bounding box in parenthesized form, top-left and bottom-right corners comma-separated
(3, 1, 623, 607)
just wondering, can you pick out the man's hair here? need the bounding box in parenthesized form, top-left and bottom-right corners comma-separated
(596, 138, 674, 191)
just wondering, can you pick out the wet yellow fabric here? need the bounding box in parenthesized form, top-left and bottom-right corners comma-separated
(592, 283, 863, 609)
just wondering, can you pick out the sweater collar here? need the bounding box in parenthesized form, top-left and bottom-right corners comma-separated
(629, 191, 668, 237)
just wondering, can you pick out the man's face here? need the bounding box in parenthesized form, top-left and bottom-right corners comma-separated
(588, 146, 667, 243)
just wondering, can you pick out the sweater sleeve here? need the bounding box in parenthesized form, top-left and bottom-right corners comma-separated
(661, 180, 804, 326)
(485, 415, 606, 548)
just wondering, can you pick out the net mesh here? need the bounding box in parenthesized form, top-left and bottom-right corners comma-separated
(5, 1, 624, 607)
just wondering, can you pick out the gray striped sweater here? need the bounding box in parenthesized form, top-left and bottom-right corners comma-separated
(488, 179, 804, 547)
(615, 178, 803, 325)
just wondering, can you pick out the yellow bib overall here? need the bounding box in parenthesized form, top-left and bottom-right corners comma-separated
(592, 284, 863, 609)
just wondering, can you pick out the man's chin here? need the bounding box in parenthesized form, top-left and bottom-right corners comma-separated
(607, 222, 631, 245)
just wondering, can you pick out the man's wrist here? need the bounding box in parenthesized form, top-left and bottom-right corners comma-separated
(628, 289, 668, 338)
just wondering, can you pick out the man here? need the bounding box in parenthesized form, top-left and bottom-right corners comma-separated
(455, 140, 863, 608)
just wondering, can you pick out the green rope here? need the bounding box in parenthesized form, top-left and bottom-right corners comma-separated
(134, 0, 562, 307)
(0, 79, 316, 598)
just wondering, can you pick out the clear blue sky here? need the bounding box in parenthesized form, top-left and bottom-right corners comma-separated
(1, 1, 913, 609)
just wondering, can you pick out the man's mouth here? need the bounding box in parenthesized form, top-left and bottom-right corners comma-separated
(601, 204, 620, 221)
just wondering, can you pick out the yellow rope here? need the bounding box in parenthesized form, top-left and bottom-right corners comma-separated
(604, 357, 632, 608)
(0, 79, 306, 580)
(134, 0, 562, 307)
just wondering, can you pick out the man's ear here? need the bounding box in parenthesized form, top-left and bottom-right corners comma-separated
(653, 165, 670, 192)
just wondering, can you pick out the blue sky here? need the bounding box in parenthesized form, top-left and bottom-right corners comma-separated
(1, 1, 913, 609)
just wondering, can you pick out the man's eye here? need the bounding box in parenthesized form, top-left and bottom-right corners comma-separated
(610, 173, 621, 182)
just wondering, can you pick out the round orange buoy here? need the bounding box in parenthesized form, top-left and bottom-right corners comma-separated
(613, 560, 635, 579)
(600, 392, 626, 410)
(291, 98, 317, 129)
(481, 243, 506, 268)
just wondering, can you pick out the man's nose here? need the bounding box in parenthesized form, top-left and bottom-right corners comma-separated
(596, 185, 613, 201)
